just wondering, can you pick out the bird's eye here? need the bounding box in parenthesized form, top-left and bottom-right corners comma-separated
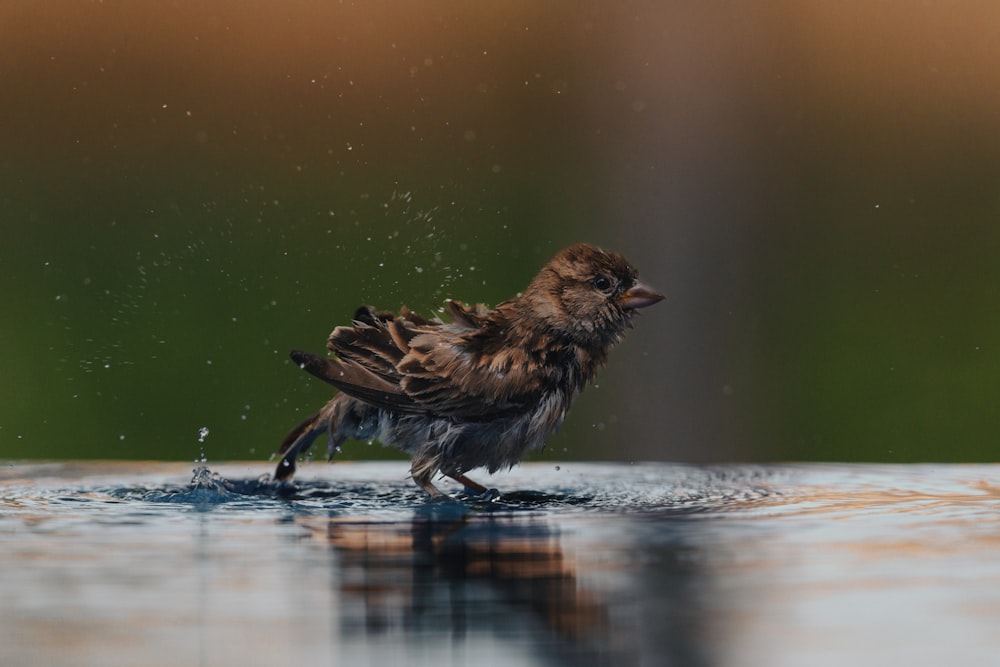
(592, 274, 613, 293)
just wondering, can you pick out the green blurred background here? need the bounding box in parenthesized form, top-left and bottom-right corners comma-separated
(2, 2, 998, 465)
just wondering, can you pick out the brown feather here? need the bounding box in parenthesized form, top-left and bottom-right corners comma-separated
(275, 242, 664, 495)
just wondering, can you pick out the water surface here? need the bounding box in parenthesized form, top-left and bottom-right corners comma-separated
(2, 461, 998, 666)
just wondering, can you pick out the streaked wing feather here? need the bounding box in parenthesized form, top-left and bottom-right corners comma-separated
(290, 350, 423, 413)
(299, 303, 552, 420)
(446, 300, 492, 329)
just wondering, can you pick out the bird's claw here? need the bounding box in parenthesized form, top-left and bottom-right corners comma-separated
(459, 486, 501, 502)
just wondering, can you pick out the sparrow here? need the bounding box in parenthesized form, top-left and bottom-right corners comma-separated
(274, 242, 664, 497)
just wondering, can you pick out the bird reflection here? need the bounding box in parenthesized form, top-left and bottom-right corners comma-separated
(303, 502, 632, 665)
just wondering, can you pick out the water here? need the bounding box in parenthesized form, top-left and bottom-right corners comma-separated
(2, 461, 998, 666)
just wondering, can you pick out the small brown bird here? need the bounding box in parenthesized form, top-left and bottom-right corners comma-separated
(274, 242, 664, 496)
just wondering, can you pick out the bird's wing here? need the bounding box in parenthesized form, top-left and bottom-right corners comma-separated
(444, 300, 492, 329)
(290, 349, 423, 413)
(289, 305, 435, 414)
(294, 304, 557, 419)
(393, 306, 567, 418)
(324, 306, 414, 382)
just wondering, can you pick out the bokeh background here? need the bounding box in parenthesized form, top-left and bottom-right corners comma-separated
(2, 2, 998, 465)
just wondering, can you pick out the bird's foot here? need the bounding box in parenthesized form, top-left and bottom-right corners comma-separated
(447, 473, 485, 493)
(445, 473, 501, 501)
(456, 485, 502, 502)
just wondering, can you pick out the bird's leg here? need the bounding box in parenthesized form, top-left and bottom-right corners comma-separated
(447, 473, 488, 495)
(413, 475, 444, 498)
(273, 408, 328, 482)
(274, 451, 298, 482)
(410, 459, 445, 497)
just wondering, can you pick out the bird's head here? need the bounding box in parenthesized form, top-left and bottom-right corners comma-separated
(519, 242, 664, 348)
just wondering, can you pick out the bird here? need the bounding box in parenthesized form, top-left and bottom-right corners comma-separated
(273, 242, 664, 497)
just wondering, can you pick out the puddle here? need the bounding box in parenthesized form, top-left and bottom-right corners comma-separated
(2, 461, 999, 666)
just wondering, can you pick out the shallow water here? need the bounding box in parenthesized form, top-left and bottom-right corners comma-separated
(2, 461, 998, 666)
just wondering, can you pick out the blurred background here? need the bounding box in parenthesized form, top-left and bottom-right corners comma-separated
(2, 1, 998, 465)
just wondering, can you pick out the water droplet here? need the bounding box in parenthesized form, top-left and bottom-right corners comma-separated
(197, 426, 210, 443)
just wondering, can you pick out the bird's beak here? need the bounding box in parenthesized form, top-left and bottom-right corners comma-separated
(619, 282, 665, 310)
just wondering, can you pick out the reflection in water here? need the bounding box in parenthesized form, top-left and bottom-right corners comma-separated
(4, 463, 1000, 666)
(305, 503, 709, 666)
